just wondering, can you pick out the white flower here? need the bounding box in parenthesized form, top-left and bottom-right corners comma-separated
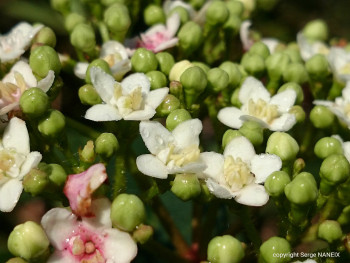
(136, 119, 207, 179)
(85, 67, 168, 121)
(74, 41, 131, 81)
(218, 77, 297, 131)
(314, 82, 350, 128)
(163, 0, 195, 18)
(201, 136, 282, 206)
(0, 117, 42, 212)
(41, 198, 137, 263)
(327, 46, 350, 83)
(0, 22, 43, 63)
(297, 32, 329, 61)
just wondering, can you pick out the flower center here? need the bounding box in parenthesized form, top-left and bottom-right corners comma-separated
(103, 53, 123, 68)
(247, 98, 279, 124)
(111, 83, 143, 116)
(71, 236, 105, 263)
(223, 156, 254, 191)
(0, 149, 25, 181)
(169, 144, 200, 167)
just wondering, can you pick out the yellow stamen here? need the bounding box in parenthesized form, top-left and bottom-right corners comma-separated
(223, 156, 254, 191)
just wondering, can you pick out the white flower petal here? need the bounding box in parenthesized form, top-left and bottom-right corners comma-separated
(19, 151, 42, 179)
(145, 88, 169, 109)
(100, 41, 128, 60)
(121, 73, 150, 94)
(143, 25, 167, 37)
(269, 113, 296, 131)
(83, 198, 112, 229)
(239, 77, 270, 104)
(224, 136, 256, 163)
(166, 13, 181, 37)
(85, 104, 122, 121)
(0, 179, 23, 212)
(168, 161, 206, 175)
(3, 117, 30, 155)
(154, 38, 179, 53)
(172, 119, 202, 149)
(37, 70, 55, 93)
(218, 107, 244, 129)
(251, 154, 282, 184)
(2, 61, 37, 87)
(240, 115, 269, 129)
(262, 38, 279, 54)
(271, 89, 297, 112)
(313, 100, 334, 107)
(123, 105, 156, 121)
(206, 178, 236, 199)
(0, 102, 19, 115)
(74, 62, 89, 79)
(90, 67, 115, 103)
(136, 154, 168, 179)
(235, 184, 269, 206)
(201, 152, 224, 180)
(110, 59, 131, 80)
(342, 141, 350, 163)
(240, 20, 253, 51)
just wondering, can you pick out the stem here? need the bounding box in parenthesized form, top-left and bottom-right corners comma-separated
(240, 206, 262, 251)
(65, 117, 101, 140)
(113, 152, 127, 198)
(98, 21, 110, 43)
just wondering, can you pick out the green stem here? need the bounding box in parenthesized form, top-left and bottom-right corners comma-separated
(65, 117, 101, 140)
(98, 21, 110, 43)
(113, 152, 127, 198)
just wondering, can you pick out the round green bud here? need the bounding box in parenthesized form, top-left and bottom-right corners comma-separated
(188, 0, 206, 9)
(303, 19, 328, 41)
(278, 82, 303, 105)
(207, 68, 229, 93)
(132, 224, 154, 244)
(34, 27, 56, 48)
(266, 52, 291, 81)
(206, 0, 229, 26)
(111, 193, 146, 232)
(223, 13, 241, 34)
(38, 163, 67, 188)
(305, 54, 330, 80)
(169, 60, 193, 81)
(284, 172, 318, 205)
(260, 237, 291, 263)
(78, 84, 103, 105)
(337, 205, 350, 225)
(20, 88, 50, 118)
(171, 173, 201, 201)
(310, 105, 335, 129)
(166, 109, 191, 131)
(8, 221, 49, 260)
(131, 48, 158, 73)
(192, 61, 210, 74)
(169, 6, 189, 24)
(250, 42, 270, 59)
(29, 45, 61, 78)
(222, 130, 243, 148)
(95, 133, 119, 158)
(283, 62, 308, 84)
(50, 0, 69, 14)
(6, 258, 28, 263)
(156, 94, 181, 116)
(207, 235, 244, 263)
(38, 109, 65, 138)
(320, 154, 350, 186)
(23, 168, 48, 196)
(266, 132, 299, 162)
(289, 105, 305, 123)
(64, 13, 86, 32)
(237, 0, 256, 19)
(156, 52, 175, 76)
(219, 61, 241, 88)
(146, 71, 168, 90)
(283, 48, 302, 63)
(265, 171, 291, 197)
(178, 21, 203, 54)
(70, 23, 96, 53)
(225, 0, 244, 17)
(318, 220, 342, 243)
(230, 88, 242, 107)
(144, 4, 165, 26)
(180, 66, 207, 107)
(85, 59, 112, 84)
(104, 3, 131, 33)
(314, 137, 343, 159)
(239, 121, 264, 146)
(241, 53, 265, 78)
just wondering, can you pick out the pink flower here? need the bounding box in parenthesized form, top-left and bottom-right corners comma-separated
(64, 163, 107, 217)
(41, 198, 137, 263)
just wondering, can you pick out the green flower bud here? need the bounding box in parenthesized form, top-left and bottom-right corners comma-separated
(111, 193, 146, 232)
(180, 66, 207, 107)
(38, 163, 67, 188)
(285, 172, 318, 205)
(314, 137, 343, 159)
(50, 0, 69, 14)
(337, 205, 350, 225)
(289, 105, 305, 123)
(303, 19, 328, 41)
(79, 84, 103, 105)
(283, 62, 308, 84)
(266, 52, 291, 81)
(230, 88, 242, 107)
(131, 48, 158, 73)
(8, 221, 49, 260)
(156, 52, 175, 76)
(33, 27, 56, 48)
(318, 220, 342, 243)
(207, 235, 244, 263)
(169, 60, 193, 81)
(260, 237, 291, 263)
(144, 4, 165, 26)
(223, 13, 241, 34)
(207, 68, 229, 93)
(237, 0, 256, 19)
(266, 132, 299, 162)
(29, 45, 61, 78)
(169, 6, 189, 24)
(171, 173, 201, 201)
(241, 53, 265, 78)
(222, 130, 243, 148)
(192, 61, 210, 74)
(6, 258, 28, 263)
(293, 158, 305, 175)
(250, 42, 270, 59)
(206, 0, 229, 26)
(104, 3, 131, 39)
(38, 109, 65, 138)
(265, 171, 291, 197)
(305, 54, 330, 80)
(23, 168, 49, 196)
(156, 94, 181, 116)
(166, 109, 191, 131)
(132, 224, 154, 244)
(225, 0, 244, 17)
(95, 133, 119, 158)
(283, 48, 302, 63)
(70, 23, 96, 53)
(310, 105, 335, 129)
(85, 59, 112, 84)
(146, 71, 167, 90)
(79, 140, 95, 163)
(219, 61, 241, 88)
(20, 88, 50, 118)
(64, 13, 86, 32)
(188, 0, 206, 9)
(239, 121, 264, 146)
(278, 82, 304, 105)
(178, 21, 203, 54)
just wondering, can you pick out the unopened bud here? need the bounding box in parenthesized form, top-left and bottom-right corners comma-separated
(131, 48, 158, 73)
(171, 173, 201, 201)
(207, 235, 244, 263)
